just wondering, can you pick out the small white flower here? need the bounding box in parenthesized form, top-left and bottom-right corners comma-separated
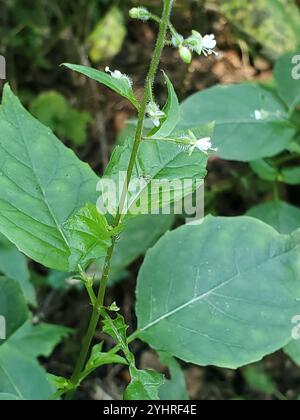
(254, 110, 263, 120)
(105, 66, 132, 86)
(146, 102, 165, 127)
(202, 34, 218, 56)
(188, 132, 217, 155)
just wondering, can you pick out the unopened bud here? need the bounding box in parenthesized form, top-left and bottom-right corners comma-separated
(129, 7, 150, 21)
(179, 46, 192, 64)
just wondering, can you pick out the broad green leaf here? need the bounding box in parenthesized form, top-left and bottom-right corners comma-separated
(103, 125, 210, 215)
(88, 7, 126, 63)
(250, 160, 278, 182)
(124, 367, 164, 401)
(274, 52, 300, 110)
(8, 321, 71, 358)
(0, 344, 54, 400)
(0, 233, 35, 304)
(281, 166, 300, 185)
(64, 204, 113, 269)
(179, 84, 296, 161)
(219, 0, 300, 59)
(0, 84, 99, 272)
(0, 276, 28, 345)
(242, 365, 276, 395)
(158, 352, 189, 400)
(30, 90, 92, 146)
(148, 72, 180, 138)
(284, 340, 300, 366)
(0, 393, 20, 400)
(136, 216, 300, 369)
(63, 64, 139, 110)
(247, 201, 300, 234)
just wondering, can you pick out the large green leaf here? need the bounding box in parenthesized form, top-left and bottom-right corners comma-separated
(63, 64, 139, 109)
(136, 216, 300, 369)
(0, 276, 28, 345)
(0, 345, 54, 400)
(0, 321, 70, 400)
(247, 201, 300, 234)
(179, 84, 296, 161)
(103, 125, 210, 215)
(0, 85, 99, 272)
(0, 233, 35, 304)
(219, 0, 300, 59)
(274, 52, 300, 111)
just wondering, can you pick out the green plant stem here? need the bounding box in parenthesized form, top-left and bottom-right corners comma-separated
(66, 0, 174, 399)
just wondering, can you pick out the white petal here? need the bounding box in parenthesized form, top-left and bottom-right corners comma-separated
(203, 34, 217, 49)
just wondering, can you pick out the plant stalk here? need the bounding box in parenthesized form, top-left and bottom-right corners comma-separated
(66, 0, 174, 399)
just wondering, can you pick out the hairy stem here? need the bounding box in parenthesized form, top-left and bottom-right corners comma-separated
(66, 0, 174, 399)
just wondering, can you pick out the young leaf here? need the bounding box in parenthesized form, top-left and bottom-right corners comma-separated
(178, 84, 296, 161)
(0, 276, 28, 345)
(124, 367, 164, 401)
(250, 159, 278, 182)
(158, 352, 189, 400)
(247, 201, 300, 234)
(63, 64, 139, 110)
(85, 343, 127, 372)
(148, 72, 180, 138)
(274, 52, 300, 111)
(136, 216, 300, 369)
(64, 203, 113, 269)
(0, 233, 35, 304)
(103, 313, 130, 358)
(0, 84, 99, 272)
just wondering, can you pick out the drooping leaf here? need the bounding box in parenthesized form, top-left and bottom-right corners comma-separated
(274, 52, 300, 110)
(64, 203, 113, 269)
(124, 367, 164, 401)
(63, 64, 139, 109)
(178, 84, 296, 161)
(88, 7, 126, 63)
(0, 276, 28, 345)
(148, 72, 180, 138)
(219, 0, 300, 59)
(0, 84, 99, 272)
(247, 201, 300, 234)
(136, 216, 300, 369)
(158, 352, 189, 400)
(0, 233, 35, 304)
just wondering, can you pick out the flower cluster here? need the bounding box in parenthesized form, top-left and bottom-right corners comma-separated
(146, 102, 166, 127)
(105, 67, 132, 87)
(174, 30, 218, 64)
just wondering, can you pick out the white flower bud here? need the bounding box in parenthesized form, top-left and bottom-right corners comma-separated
(129, 7, 151, 21)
